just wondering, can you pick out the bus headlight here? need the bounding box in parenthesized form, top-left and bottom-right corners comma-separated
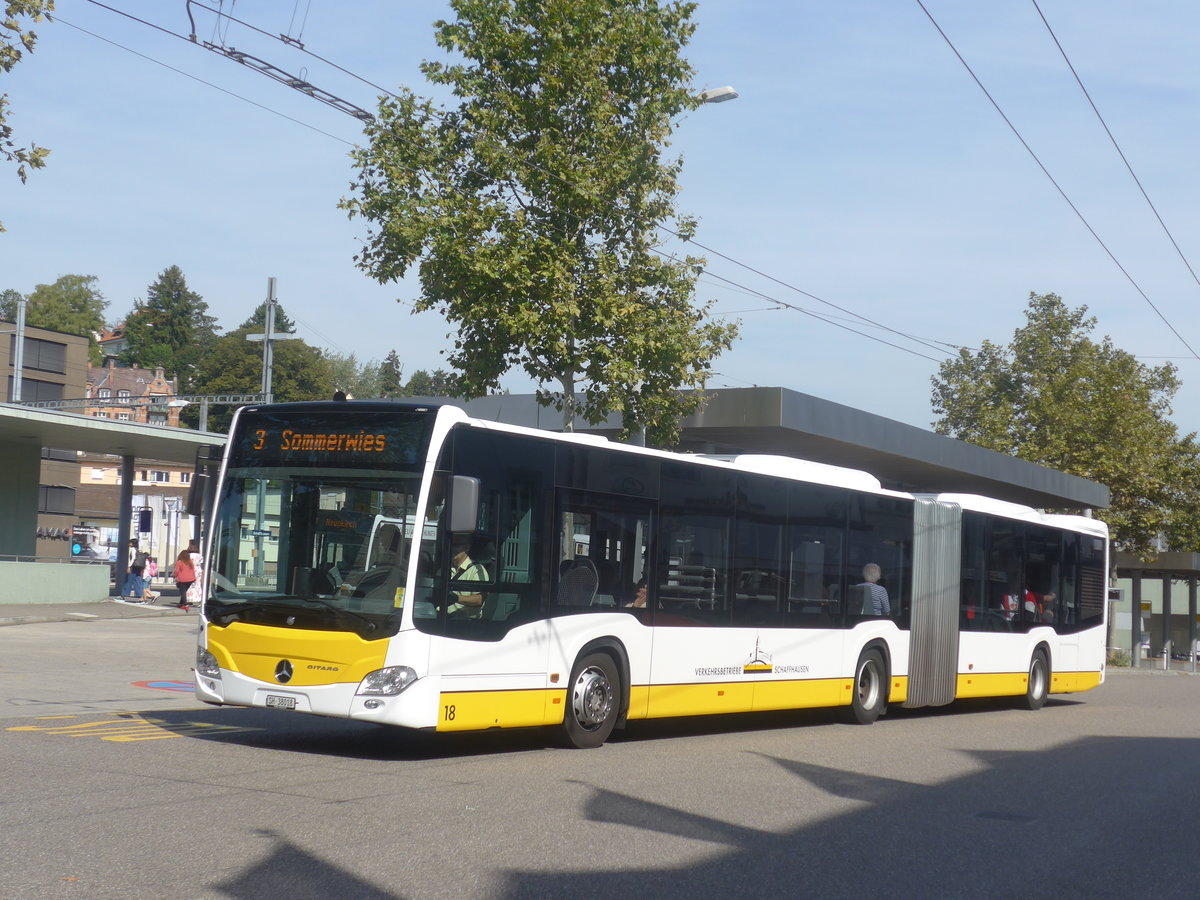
(196, 648, 221, 679)
(357, 666, 417, 696)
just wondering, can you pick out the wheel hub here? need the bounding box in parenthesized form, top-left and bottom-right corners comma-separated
(571, 667, 613, 730)
(858, 663, 880, 707)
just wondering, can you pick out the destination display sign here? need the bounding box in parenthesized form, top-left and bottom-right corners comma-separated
(232, 409, 433, 468)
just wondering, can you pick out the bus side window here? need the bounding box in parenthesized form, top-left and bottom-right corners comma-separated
(732, 472, 785, 627)
(554, 493, 651, 612)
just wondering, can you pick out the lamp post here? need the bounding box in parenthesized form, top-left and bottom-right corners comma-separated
(622, 85, 737, 448)
(699, 85, 739, 104)
(167, 398, 194, 430)
(1, 296, 28, 401)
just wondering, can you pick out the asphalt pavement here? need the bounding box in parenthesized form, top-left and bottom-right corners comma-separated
(0, 584, 194, 627)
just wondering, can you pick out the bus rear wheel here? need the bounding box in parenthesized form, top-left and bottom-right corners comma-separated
(1022, 648, 1050, 711)
(561, 653, 620, 749)
(846, 648, 887, 725)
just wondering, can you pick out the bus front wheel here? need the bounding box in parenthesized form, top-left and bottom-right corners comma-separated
(846, 648, 887, 725)
(561, 652, 620, 749)
(1022, 648, 1050, 711)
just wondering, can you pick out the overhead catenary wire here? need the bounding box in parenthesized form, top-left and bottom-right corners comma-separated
(52, 14, 370, 359)
(82, 0, 967, 364)
(285, 0, 313, 46)
(54, 15, 355, 147)
(1031, 0, 1200, 299)
(86, 1, 374, 123)
(172, 0, 957, 359)
(693, 263, 946, 364)
(916, 0, 1200, 364)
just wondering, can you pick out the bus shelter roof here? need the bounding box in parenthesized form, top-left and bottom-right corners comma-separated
(1114, 551, 1200, 578)
(457, 386, 1109, 511)
(0, 403, 224, 463)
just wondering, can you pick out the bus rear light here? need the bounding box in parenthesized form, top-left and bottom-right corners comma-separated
(357, 666, 417, 696)
(196, 649, 221, 679)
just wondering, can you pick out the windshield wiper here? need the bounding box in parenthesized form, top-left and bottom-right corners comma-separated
(206, 600, 261, 625)
(303, 597, 378, 633)
(207, 595, 299, 624)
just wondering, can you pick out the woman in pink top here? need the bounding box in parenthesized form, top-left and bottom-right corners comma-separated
(173, 549, 196, 612)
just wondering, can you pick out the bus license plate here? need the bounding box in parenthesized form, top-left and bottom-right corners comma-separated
(265, 695, 297, 710)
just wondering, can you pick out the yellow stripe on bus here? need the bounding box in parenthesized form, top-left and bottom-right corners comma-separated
(955, 670, 1102, 699)
(437, 689, 567, 731)
(1052, 671, 1102, 693)
(207, 623, 389, 686)
(434, 669, 1102, 734)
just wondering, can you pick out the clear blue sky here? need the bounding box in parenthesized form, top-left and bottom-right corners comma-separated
(5, 1, 1199, 436)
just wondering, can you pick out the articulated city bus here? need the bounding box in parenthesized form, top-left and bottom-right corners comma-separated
(192, 400, 1108, 747)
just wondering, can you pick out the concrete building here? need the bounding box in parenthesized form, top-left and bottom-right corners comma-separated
(2, 321, 89, 561)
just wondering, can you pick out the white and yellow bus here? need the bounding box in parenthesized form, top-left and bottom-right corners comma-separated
(192, 400, 1108, 748)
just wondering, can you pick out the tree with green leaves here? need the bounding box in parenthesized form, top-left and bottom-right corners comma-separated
(1, 1, 53, 232)
(379, 349, 404, 398)
(931, 292, 1200, 557)
(404, 368, 455, 398)
(342, 0, 737, 447)
(185, 325, 334, 432)
(119, 265, 220, 389)
(21, 274, 107, 363)
(0, 287, 22, 319)
(325, 351, 382, 399)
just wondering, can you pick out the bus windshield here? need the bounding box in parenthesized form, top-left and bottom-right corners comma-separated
(205, 407, 438, 637)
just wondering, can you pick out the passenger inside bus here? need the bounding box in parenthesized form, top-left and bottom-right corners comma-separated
(1023, 581, 1057, 624)
(853, 563, 890, 616)
(624, 579, 648, 608)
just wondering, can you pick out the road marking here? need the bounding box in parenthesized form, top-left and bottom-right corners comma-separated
(133, 680, 196, 693)
(6, 713, 262, 742)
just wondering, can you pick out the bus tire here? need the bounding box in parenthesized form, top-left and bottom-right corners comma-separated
(846, 648, 887, 725)
(562, 652, 620, 749)
(1022, 648, 1050, 711)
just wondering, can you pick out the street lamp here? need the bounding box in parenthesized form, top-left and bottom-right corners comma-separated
(699, 85, 739, 104)
(167, 398, 194, 431)
(618, 84, 737, 449)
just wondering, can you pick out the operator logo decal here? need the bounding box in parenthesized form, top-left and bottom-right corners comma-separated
(743, 641, 773, 673)
(694, 638, 808, 677)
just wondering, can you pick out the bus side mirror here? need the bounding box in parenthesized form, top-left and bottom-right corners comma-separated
(449, 475, 480, 533)
(185, 471, 208, 517)
(186, 444, 224, 518)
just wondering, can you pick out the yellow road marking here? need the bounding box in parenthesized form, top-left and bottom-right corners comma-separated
(7, 714, 261, 742)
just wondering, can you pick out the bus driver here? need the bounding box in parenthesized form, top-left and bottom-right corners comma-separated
(447, 535, 487, 616)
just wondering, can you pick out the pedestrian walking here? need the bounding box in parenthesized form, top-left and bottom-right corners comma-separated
(173, 549, 195, 612)
(118, 541, 160, 603)
(120, 540, 146, 599)
(186, 541, 204, 605)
